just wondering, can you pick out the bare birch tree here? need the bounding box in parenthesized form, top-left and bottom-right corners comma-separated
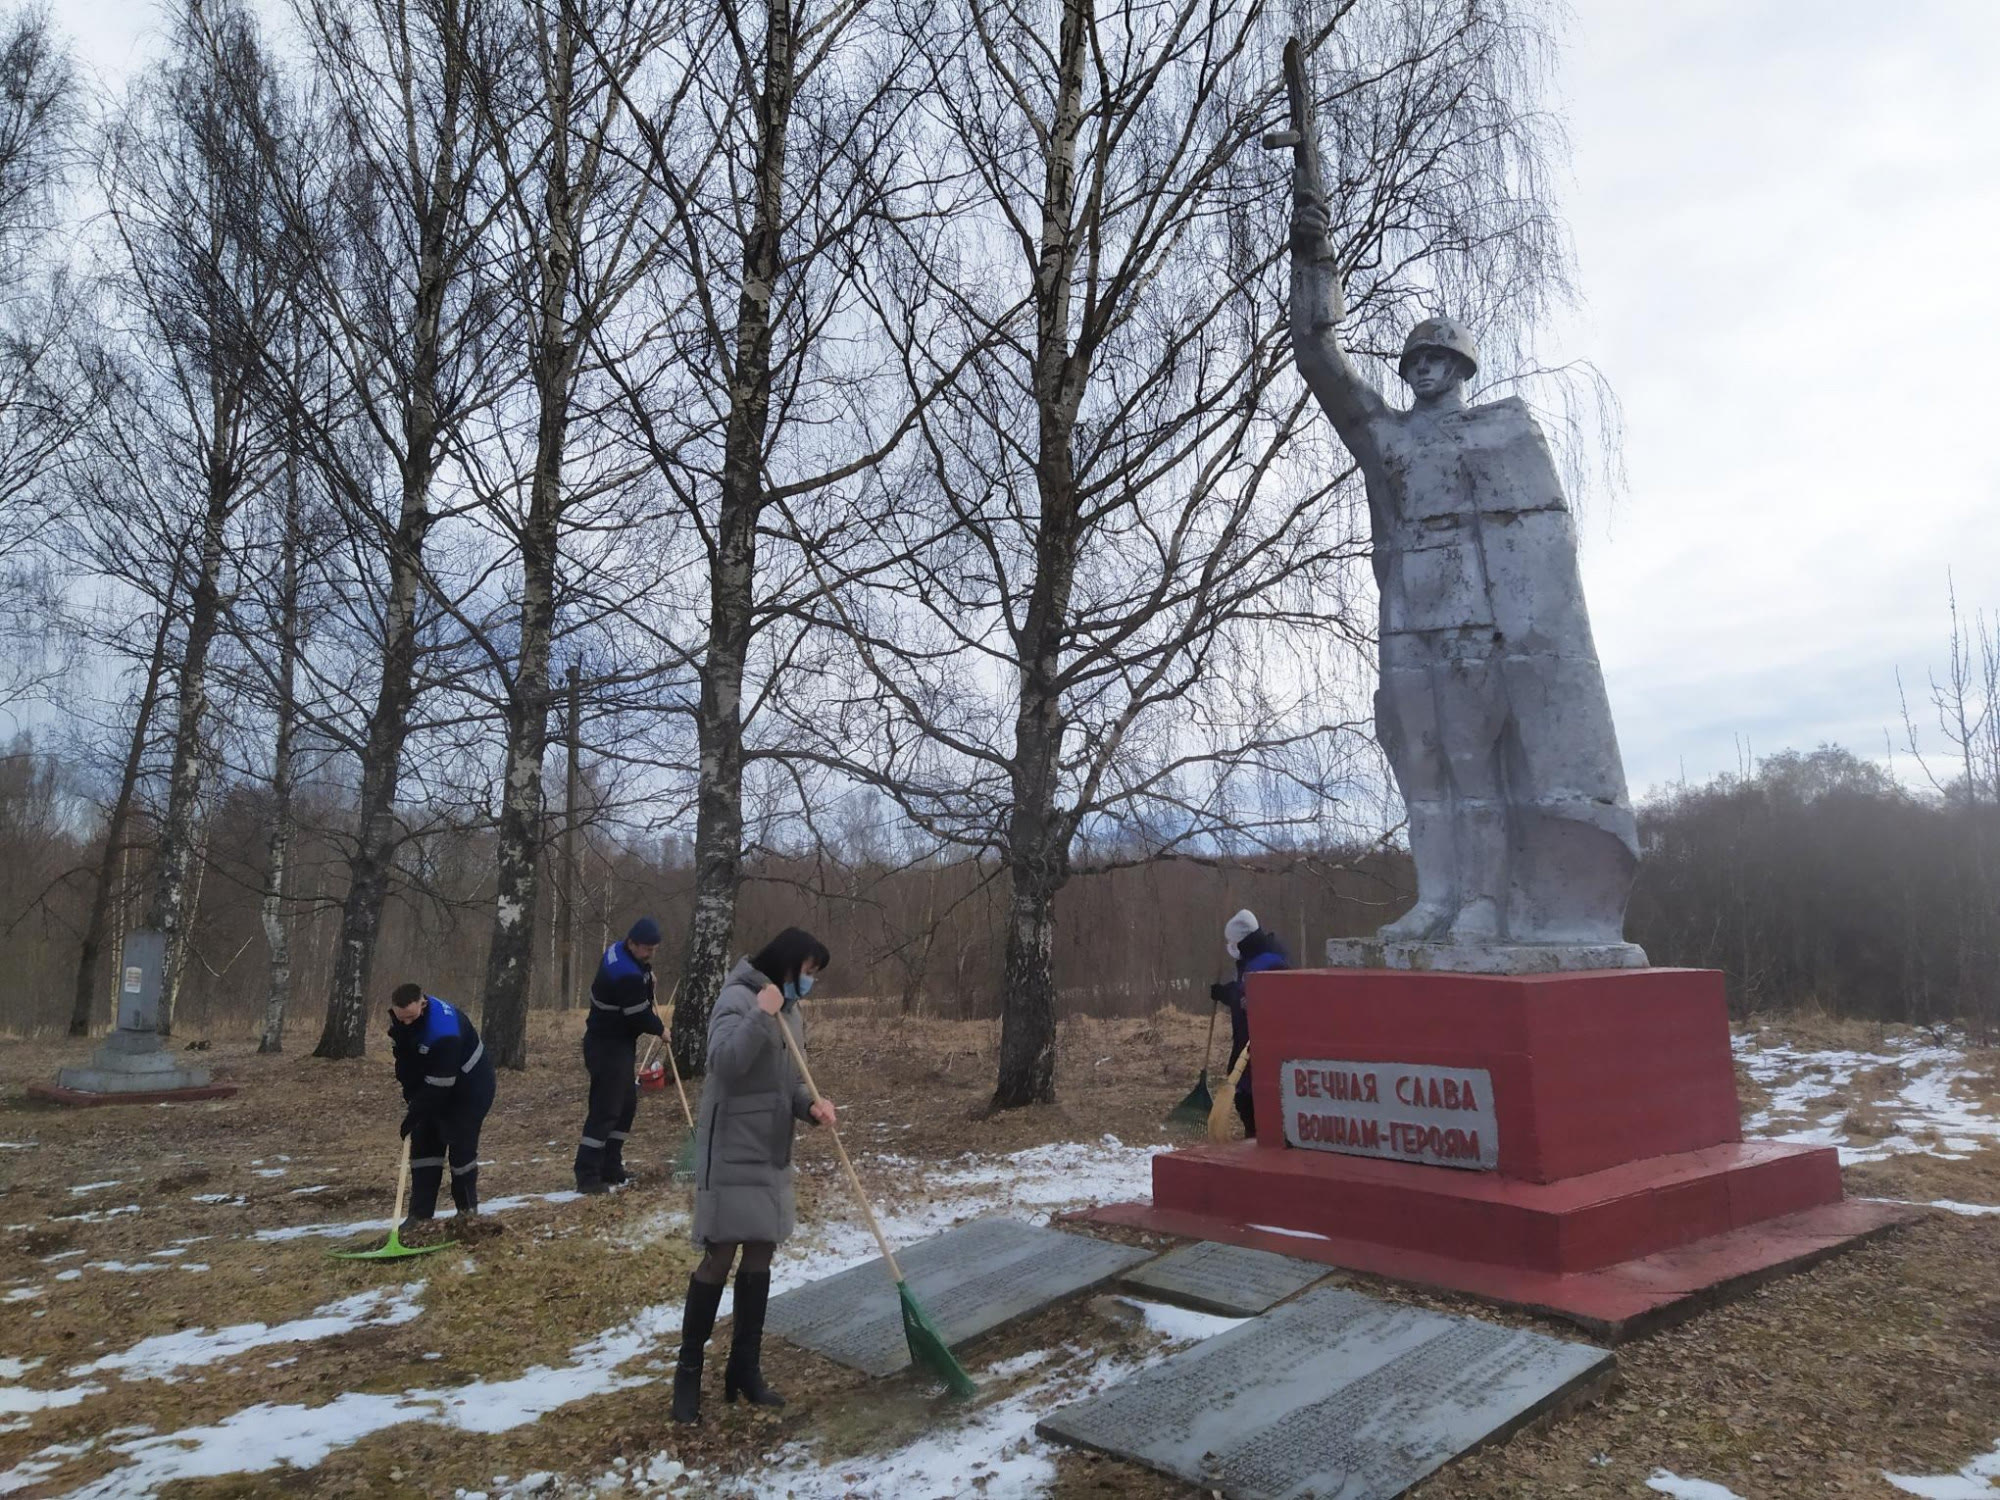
(0, 6, 83, 711)
(284, 0, 515, 1057)
(812, 0, 1581, 1105)
(599, 0, 953, 1072)
(453, 0, 679, 1068)
(92, 0, 299, 1031)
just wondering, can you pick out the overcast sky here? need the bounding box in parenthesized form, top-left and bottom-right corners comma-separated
(46, 0, 2000, 800)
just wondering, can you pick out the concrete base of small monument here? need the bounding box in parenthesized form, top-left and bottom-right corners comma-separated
(1078, 965, 1927, 1338)
(37, 1026, 232, 1104)
(1325, 936, 1648, 974)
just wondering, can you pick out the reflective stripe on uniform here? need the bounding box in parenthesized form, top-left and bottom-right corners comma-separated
(460, 1040, 484, 1072)
(622, 1001, 650, 1014)
(410, 1156, 446, 1168)
(579, 1135, 605, 1148)
(451, 1160, 479, 1176)
(423, 1074, 457, 1087)
(590, 999, 620, 1010)
(608, 1130, 629, 1141)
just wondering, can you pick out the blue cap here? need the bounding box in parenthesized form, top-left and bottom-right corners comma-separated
(627, 917, 662, 946)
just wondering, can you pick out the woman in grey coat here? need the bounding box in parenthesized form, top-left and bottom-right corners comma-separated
(672, 927, 836, 1425)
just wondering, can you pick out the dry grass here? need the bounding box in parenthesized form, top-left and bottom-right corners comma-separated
(0, 1007, 1997, 1498)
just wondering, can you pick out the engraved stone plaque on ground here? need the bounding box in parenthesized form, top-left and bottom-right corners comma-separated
(765, 1216, 1152, 1376)
(1120, 1240, 1326, 1316)
(1037, 1284, 1612, 1500)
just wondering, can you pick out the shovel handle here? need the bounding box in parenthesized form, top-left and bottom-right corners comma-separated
(773, 1008, 906, 1286)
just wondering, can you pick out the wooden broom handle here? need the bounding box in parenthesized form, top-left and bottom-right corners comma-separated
(773, 1009, 906, 1285)
(1226, 1042, 1251, 1085)
(391, 1134, 412, 1226)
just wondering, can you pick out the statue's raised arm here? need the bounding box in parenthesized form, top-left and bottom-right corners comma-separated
(1265, 39, 1384, 437)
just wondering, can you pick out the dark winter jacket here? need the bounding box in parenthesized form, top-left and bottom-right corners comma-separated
(691, 957, 817, 1246)
(1218, 929, 1289, 1059)
(388, 997, 492, 1129)
(585, 940, 665, 1043)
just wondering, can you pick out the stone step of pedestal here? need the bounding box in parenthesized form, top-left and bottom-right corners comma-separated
(1037, 1283, 1614, 1500)
(1074, 1196, 1928, 1342)
(1152, 1137, 1844, 1275)
(1152, 1136, 1845, 1276)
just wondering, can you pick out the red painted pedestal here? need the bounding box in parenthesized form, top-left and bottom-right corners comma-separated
(1079, 968, 1924, 1338)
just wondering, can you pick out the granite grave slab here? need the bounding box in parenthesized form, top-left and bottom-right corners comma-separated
(1120, 1240, 1325, 1316)
(764, 1216, 1151, 1376)
(1038, 1284, 1612, 1500)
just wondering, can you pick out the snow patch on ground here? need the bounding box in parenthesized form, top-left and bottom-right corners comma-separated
(1646, 1472, 1747, 1499)
(68, 1283, 424, 1381)
(50, 1204, 140, 1224)
(1734, 1032, 2000, 1166)
(0, 1380, 104, 1417)
(1884, 1437, 2000, 1497)
(0, 1298, 688, 1499)
(66, 1181, 123, 1196)
(251, 1190, 581, 1243)
(714, 1297, 1229, 1500)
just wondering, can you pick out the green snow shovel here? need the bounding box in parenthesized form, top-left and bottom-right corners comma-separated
(775, 1013, 976, 1399)
(1166, 1003, 1220, 1127)
(329, 1136, 456, 1262)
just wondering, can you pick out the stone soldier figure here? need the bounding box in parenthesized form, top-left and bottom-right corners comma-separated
(1271, 41, 1644, 969)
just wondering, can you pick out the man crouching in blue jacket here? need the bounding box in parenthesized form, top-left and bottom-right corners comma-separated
(1210, 909, 1289, 1138)
(388, 985, 497, 1225)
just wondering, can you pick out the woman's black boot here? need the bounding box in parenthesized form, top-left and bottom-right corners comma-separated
(672, 1276, 725, 1424)
(724, 1271, 785, 1407)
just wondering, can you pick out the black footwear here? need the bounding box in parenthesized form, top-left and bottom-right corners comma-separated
(673, 1276, 726, 1424)
(451, 1168, 480, 1216)
(575, 1176, 608, 1196)
(603, 1141, 629, 1185)
(724, 1270, 785, 1407)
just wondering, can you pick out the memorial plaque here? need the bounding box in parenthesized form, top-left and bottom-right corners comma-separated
(1280, 1058, 1498, 1170)
(1037, 1285, 1612, 1500)
(1120, 1240, 1325, 1316)
(765, 1216, 1150, 1376)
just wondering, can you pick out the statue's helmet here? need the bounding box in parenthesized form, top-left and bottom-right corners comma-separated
(1398, 317, 1479, 382)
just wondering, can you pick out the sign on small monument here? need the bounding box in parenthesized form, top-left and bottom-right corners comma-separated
(1280, 1059, 1498, 1170)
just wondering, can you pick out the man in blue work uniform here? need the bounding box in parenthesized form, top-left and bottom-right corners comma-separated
(574, 917, 667, 1193)
(387, 984, 497, 1223)
(1210, 909, 1289, 1139)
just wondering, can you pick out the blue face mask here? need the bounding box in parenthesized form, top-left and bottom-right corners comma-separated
(784, 973, 815, 1001)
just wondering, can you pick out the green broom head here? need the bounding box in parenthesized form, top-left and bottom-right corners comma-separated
(898, 1279, 976, 1398)
(328, 1224, 456, 1262)
(1165, 1069, 1214, 1126)
(674, 1129, 699, 1179)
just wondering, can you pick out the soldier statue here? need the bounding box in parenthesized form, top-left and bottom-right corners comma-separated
(1271, 41, 1644, 968)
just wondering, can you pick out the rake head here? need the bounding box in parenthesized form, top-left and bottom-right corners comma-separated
(329, 1224, 457, 1262)
(899, 1280, 975, 1398)
(1165, 1068, 1214, 1127)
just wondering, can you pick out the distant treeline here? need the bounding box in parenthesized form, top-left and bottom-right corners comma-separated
(2, 737, 1995, 1040)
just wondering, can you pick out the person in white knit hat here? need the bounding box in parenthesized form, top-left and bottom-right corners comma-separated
(1209, 909, 1290, 1137)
